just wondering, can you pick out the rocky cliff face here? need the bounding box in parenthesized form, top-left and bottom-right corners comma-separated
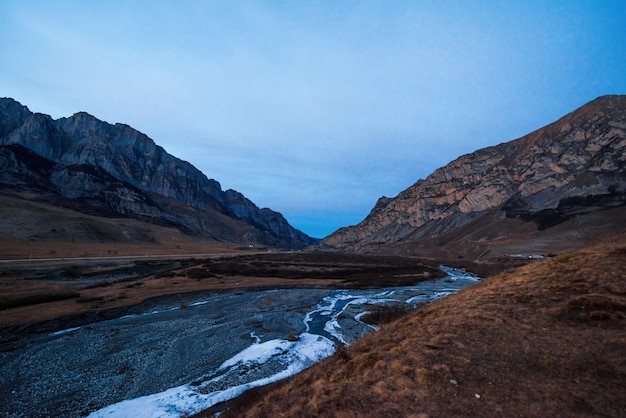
(0, 98, 314, 248)
(320, 95, 626, 258)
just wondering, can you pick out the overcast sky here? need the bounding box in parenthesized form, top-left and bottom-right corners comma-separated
(2, 1, 625, 238)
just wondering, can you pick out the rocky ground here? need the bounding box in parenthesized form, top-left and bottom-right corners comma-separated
(0, 287, 332, 417)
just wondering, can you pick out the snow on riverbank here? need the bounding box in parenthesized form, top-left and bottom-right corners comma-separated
(89, 267, 479, 417)
(89, 333, 335, 418)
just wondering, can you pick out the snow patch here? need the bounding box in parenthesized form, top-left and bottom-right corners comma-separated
(49, 326, 81, 336)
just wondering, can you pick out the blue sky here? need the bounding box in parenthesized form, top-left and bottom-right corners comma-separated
(2, 1, 625, 238)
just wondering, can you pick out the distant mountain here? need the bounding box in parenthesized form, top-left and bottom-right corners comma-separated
(319, 95, 626, 260)
(0, 98, 315, 248)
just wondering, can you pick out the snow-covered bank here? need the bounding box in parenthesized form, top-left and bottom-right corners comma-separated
(88, 268, 479, 417)
(88, 333, 335, 418)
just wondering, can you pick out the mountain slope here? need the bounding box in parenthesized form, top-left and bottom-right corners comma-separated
(0, 98, 314, 248)
(319, 95, 626, 259)
(214, 234, 626, 418)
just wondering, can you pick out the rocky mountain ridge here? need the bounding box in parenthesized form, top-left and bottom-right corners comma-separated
(320, 95, 626, 259)
(0, 98, 314, 248)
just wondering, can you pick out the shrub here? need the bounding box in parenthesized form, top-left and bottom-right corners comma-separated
(0, 292, 80, 310)
(185, 268, 215, 279)
(360, 304, 413, 325)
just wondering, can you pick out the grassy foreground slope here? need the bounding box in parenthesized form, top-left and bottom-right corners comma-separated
(214, 234, 626, 417)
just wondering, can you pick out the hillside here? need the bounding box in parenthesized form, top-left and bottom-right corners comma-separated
(0, 98, 314, 249)
(210, 233, 626, 417)
(319, 95, 626, 260)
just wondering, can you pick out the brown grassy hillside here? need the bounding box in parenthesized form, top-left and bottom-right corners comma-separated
(211, 234, 626, 417)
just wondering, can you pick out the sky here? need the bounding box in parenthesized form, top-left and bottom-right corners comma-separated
(1, 1, 625, 238)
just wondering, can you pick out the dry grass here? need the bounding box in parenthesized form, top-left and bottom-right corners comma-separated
(207, 233, 626, 418)
(0, 266, 341, 330)
(0, 252, 442, 330)
(359, 304, 414, 326)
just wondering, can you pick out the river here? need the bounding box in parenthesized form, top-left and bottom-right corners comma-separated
(0, 267, 478, 417)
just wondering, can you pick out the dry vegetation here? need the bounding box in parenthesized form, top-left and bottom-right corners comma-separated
(0, 252, 443, 333)
(205, 233, 626, 418)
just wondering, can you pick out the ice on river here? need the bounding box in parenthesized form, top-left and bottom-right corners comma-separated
(88, 333, 334, 418)
(88, 266, 479, 417)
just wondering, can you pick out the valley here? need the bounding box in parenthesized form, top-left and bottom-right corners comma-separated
(1, 94, 624, 417)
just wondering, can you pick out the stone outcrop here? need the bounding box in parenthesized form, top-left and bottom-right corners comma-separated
(320, 95, 626, 258)
(0, 98, 314, 248)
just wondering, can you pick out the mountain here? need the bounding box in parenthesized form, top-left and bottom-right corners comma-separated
(0, 98, 314, 249)
(319, 95, 626, 260)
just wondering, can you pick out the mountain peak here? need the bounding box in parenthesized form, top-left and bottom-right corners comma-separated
(0, 97, 30, 109)
(0, 98, 33, 138)
(69, 111, 100, 120)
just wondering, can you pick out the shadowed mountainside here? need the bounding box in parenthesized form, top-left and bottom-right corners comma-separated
(0, 98, 314, 249)
(206, 233, 626, 418)
(319, 95, 626, 260)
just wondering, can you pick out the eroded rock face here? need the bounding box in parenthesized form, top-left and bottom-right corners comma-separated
(321, 95, 626, 251)
(0, 98, 314, 248)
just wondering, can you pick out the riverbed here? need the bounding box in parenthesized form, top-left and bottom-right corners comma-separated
(0, 267, 478, 417)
